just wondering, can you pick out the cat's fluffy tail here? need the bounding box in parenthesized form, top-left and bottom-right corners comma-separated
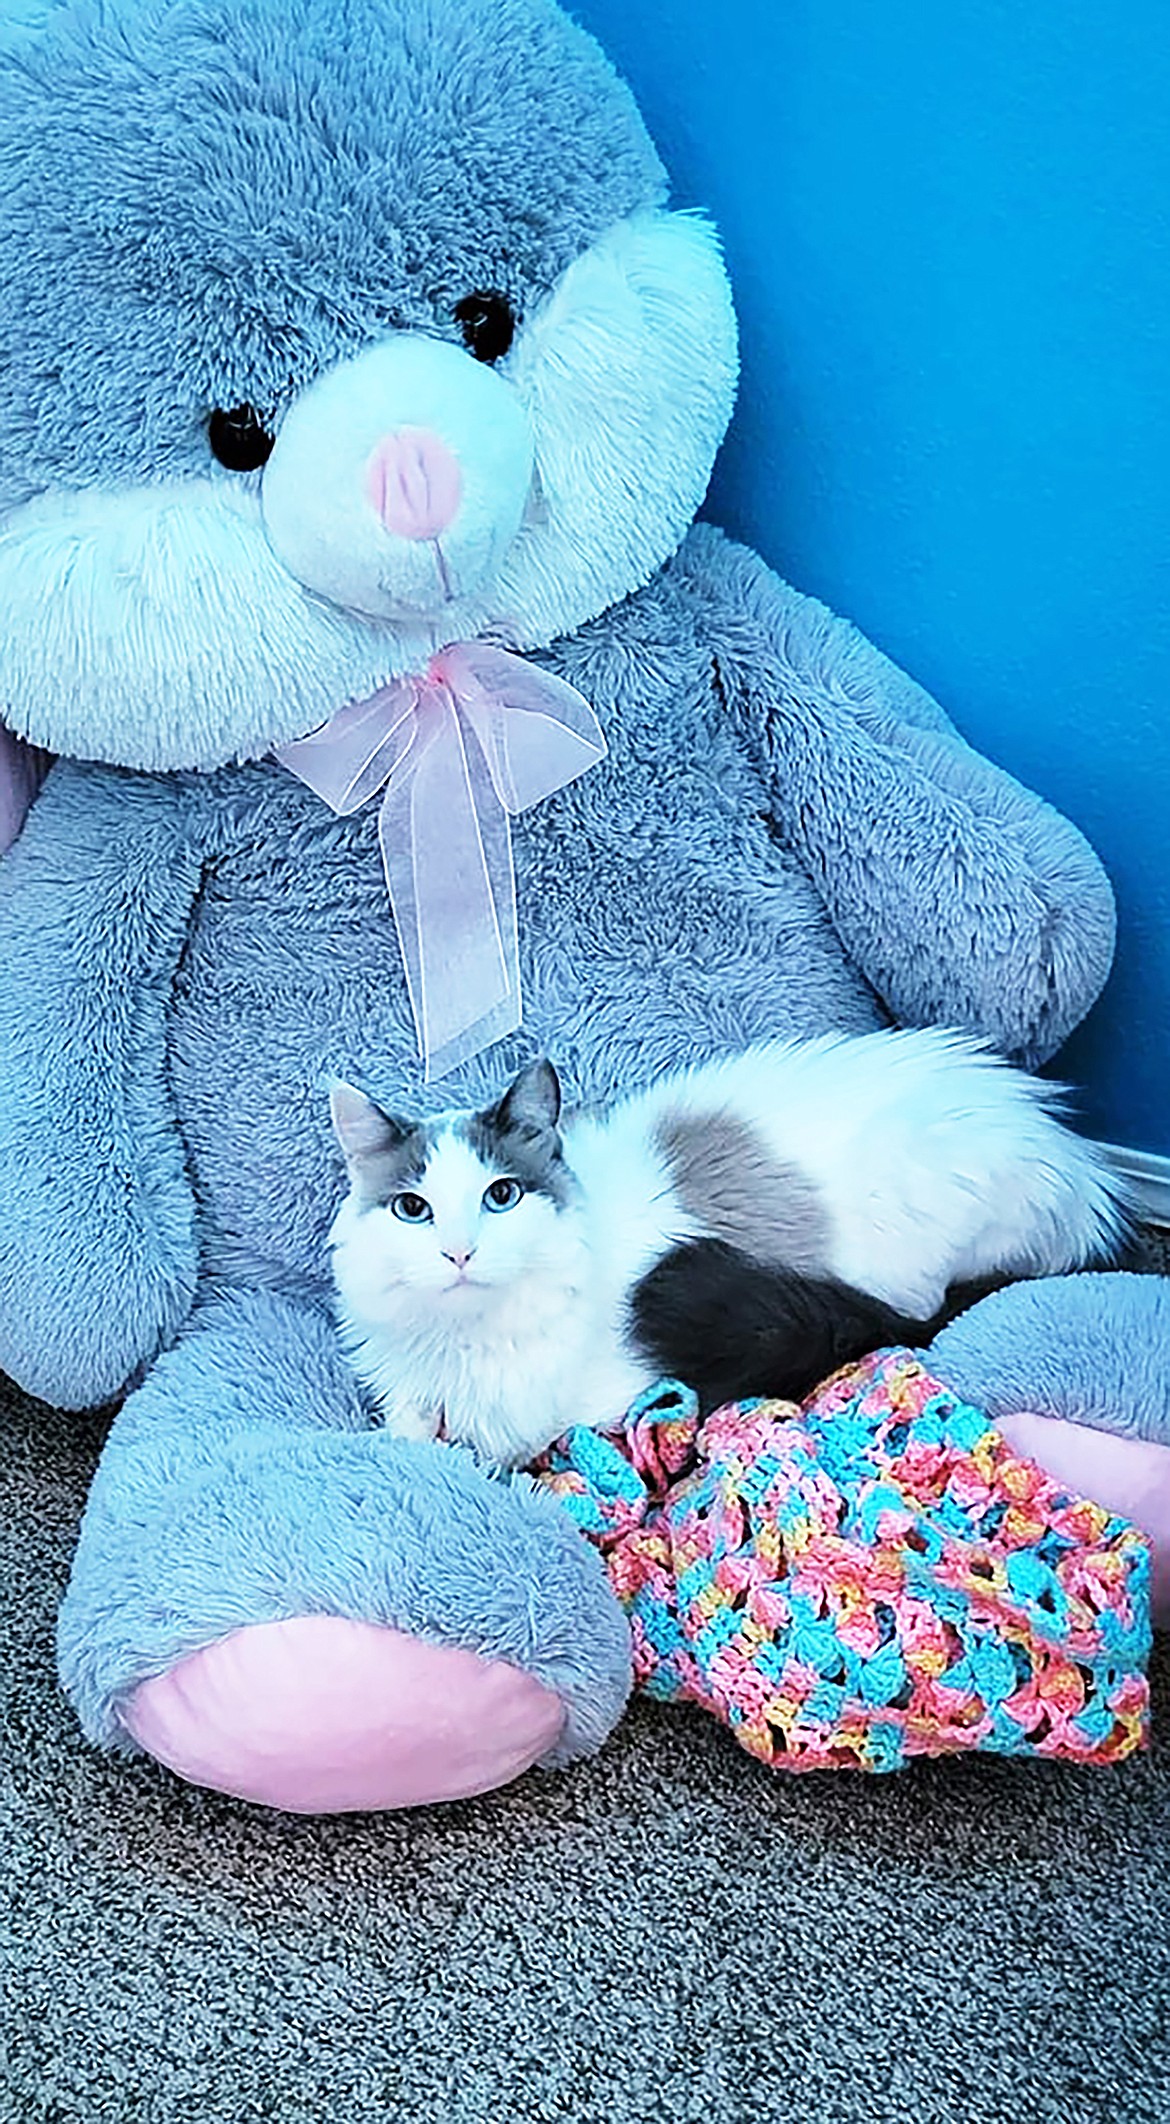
(668, 1029, 1133, 1320)
(811, 1033, 1134, 1316)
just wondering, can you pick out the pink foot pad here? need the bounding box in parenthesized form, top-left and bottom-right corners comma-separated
(998, 1410, 1170, 1625)
(121, 1616, 566, 1813)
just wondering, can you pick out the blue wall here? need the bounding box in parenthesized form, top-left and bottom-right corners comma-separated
(576, 0, 1170, 1152)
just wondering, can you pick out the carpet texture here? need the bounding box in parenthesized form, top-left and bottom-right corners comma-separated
(5, 1314, 1170, 2124)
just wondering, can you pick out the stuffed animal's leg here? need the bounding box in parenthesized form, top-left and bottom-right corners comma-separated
(57, 1289, 630, 1811)
(927, 1272, 1170, 1622)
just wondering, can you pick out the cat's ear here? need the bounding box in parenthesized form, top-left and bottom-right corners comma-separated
(329, 1082, 413, 1162)
(496, 1059, 562, 1135)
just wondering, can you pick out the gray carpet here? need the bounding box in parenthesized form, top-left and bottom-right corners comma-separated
(6, 1346, 1170, 2124)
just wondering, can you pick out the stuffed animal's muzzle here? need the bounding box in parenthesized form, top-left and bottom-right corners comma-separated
(261, 335, 534, 622)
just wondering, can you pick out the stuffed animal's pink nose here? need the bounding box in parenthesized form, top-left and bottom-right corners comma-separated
(365, 426, 463, 539)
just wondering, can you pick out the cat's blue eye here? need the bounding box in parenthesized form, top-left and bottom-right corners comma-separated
(483, 1178, 524, 1214)
(390, 1192, 433, 1224)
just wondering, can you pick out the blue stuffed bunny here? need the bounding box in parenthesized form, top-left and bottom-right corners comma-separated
(0, 0, 1164, 1809)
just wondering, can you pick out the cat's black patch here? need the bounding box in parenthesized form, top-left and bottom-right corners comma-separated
(628, 1238, 942, 1414)
(461, 1061, 574, 1208)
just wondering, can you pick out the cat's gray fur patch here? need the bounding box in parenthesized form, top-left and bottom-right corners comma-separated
(461, 1101, 575, 1208)
(654, 1106, 829, 1271)
(349, 1125, 432, 1209)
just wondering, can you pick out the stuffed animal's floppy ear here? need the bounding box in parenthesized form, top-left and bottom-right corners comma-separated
(329, 1083, 414, 1163)
(0, 727, 51, 853)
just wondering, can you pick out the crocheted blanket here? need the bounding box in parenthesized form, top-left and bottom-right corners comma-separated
(534, 1349, 1151, 1772)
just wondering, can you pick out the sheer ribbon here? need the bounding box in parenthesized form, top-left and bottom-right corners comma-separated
(276, 642, 606, 1079)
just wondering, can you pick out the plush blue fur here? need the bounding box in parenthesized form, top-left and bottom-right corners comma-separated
(0, 0, 663, 500)
(928, 1274, 1170, 1445)
(59, 1291, 631, 1760)
(0, 1, 734, 765)
(0, 531, 1117, 1412)
(0, 0, 1148, 1778)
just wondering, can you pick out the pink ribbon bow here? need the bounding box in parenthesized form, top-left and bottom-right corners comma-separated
(276, 642, 607, 1080)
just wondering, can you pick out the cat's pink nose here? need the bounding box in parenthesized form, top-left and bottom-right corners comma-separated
(365, 427, 463, 540)
(443, 1245, 476, 1271)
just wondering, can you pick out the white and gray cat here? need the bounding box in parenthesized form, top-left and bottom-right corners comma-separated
(327, 1029, 1129, 1467)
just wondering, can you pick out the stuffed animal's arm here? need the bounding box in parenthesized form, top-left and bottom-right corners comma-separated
(0, 761, 202, 1406)
(696, 534, 1114, 1065)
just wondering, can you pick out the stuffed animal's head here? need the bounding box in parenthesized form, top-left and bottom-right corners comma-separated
(0, 0, 738, 771)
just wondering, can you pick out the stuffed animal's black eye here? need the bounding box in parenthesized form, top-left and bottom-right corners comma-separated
(207, 404, 275, 472)
(453, 291, 516, 364)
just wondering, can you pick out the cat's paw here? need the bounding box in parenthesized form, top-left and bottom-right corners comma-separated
(379, 1401, 443, 1445)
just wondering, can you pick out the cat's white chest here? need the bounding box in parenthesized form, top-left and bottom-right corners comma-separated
(344, 1277, 645, 1465)
(332, 1176, 646, 1461)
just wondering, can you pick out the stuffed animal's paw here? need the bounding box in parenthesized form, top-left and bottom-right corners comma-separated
(121, 1617, 566, 1812)
(57, 1290, 632, 1805)
(377, 1400, 444, 1446)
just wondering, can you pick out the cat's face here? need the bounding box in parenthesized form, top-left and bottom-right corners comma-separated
(329, 1060, 581, 1319)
